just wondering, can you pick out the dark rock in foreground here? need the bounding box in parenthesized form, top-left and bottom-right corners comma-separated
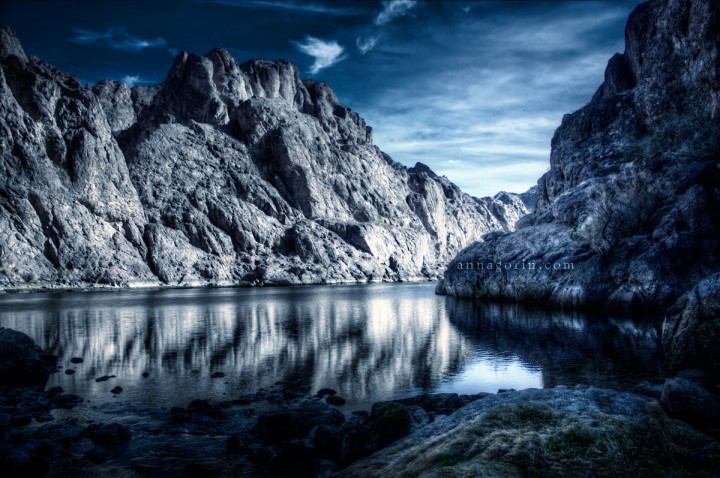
(663, 273, 720, 380)
(338, 386, 720, 478)
(0, 327, 52, 387)
(661, 371, 720, 429)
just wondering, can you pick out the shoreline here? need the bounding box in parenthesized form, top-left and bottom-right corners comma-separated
(0, 276, 439, 295)
(4, 375, 718, 477)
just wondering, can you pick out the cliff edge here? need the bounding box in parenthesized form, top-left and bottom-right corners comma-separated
(438, 0, 720, 312)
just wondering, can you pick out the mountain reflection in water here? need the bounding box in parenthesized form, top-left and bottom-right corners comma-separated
(0, 282, 662, 409)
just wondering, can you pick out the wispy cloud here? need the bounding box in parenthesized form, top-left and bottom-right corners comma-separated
(356, 35, 380, 55)
(71, 27, 166, 52)
(120, 75, 156, 87)
(121, 75, 140, 87)
(207, 0, 366, 16)
(357, 0, 418, 55)
(292, 36, 346, 75)
(375, 0, 417, 26)
(349, 1, 636, 197)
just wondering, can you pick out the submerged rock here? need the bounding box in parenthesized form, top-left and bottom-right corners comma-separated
(325, 395, 346, 406)
(86, 423, 132, 446)
(250, 402, 344, 444)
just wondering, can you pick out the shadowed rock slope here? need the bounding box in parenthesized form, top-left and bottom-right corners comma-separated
(0, 28, 525, 289)
(438, 0, 720, 313)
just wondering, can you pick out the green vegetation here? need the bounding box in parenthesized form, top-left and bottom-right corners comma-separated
(397, 402, 719, 478)
(368, 401, 412, 447)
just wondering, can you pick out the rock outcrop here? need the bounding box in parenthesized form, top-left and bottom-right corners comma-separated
(437, 0, 720, 312)
(0, 328, 51, 387)
(338, 386, 720, 477)
(663, 273, 720, 379)
(0, 28, 525, 289)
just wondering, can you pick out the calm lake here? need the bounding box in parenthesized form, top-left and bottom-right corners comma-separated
(0, 282, 663, 409)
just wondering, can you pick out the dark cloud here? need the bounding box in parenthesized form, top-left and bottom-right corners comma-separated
(1, 0, 643, 196)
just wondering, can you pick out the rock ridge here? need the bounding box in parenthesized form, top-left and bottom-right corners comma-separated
(0, 27, 526, 289)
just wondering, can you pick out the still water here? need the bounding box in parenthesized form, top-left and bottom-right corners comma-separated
(0, 282, 662, 409)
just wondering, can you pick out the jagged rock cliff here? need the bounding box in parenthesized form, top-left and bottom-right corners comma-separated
(0, 28, 525, 289)
(438, 0, 720, 314)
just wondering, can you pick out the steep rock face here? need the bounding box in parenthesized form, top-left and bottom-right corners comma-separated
(0, 28, 152, 287)
(438, 0, 720, 312)
(663, 273, 720, 379)
(0, 28, 525, 289)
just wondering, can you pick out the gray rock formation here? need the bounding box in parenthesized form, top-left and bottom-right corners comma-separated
(437, 0, 720, 312)
(660, 371, 720, 427)
(663, 273, 720, 379)
(338, 386, 719, 477)
(0, 27, 525, 289)
(0, 327, 49, 387)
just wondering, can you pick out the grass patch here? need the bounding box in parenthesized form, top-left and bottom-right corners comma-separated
(404, 403, 720, 478)
(474, 403, 560, 432)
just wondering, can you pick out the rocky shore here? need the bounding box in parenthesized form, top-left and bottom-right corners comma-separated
(2, 327, 719, 477)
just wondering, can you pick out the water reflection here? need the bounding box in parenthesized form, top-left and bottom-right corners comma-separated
(442, 299, 662, 393)
(0, 283, 661, 409)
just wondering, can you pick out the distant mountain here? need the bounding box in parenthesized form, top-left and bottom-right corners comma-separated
(0, 27, 525, 289)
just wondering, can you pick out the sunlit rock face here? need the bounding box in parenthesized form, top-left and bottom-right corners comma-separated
(438, 0, 720, 312)
(0, 27, 526, 289)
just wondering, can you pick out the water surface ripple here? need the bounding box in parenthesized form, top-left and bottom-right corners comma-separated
(0, 282, 662, 408)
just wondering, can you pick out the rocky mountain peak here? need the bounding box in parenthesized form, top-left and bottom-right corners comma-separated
(0, 27, 27, 63)
(0, 28, 527, 289)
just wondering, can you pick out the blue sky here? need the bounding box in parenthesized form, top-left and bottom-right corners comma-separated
(0, 0, 642, 197)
